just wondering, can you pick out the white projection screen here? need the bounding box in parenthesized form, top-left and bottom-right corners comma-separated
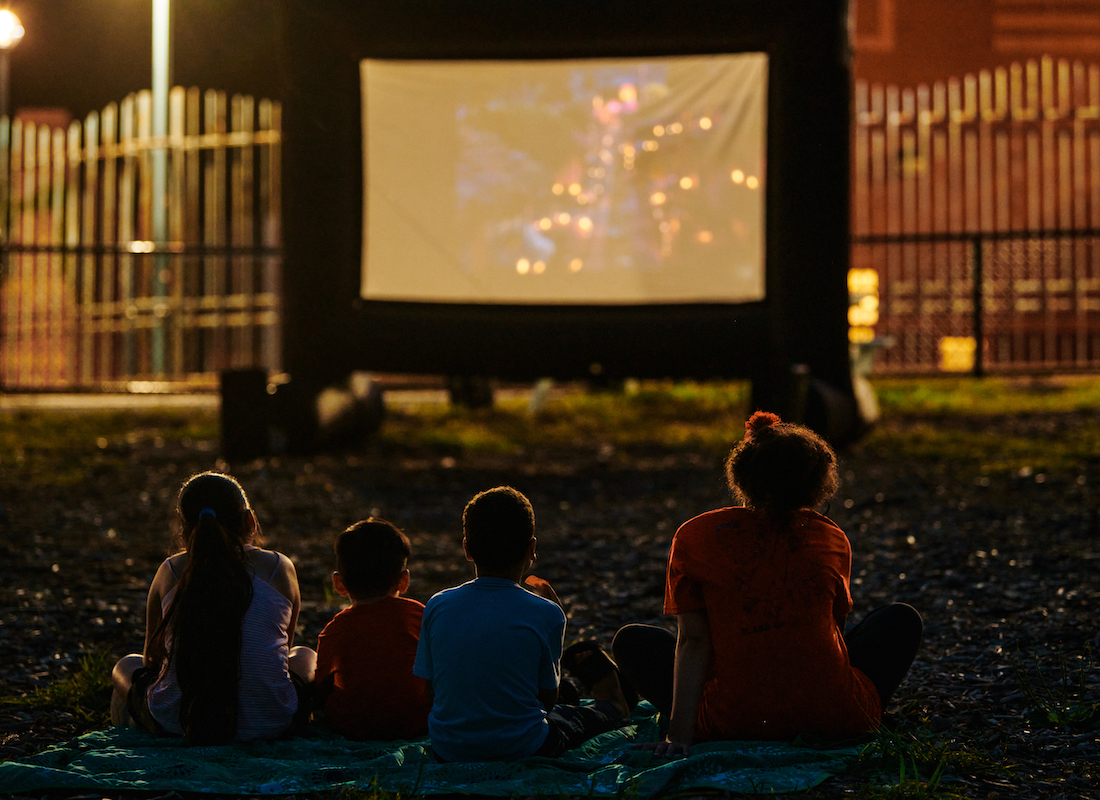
(360, 54, 768, 305)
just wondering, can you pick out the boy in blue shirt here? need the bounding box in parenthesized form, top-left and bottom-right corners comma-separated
(413, 486, 632, 761)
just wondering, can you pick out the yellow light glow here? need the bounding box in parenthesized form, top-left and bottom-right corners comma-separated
(653, 125, 665, 136)
(594, 167, 605, 178)
(578, 217, 593, 231)
(659, 221, 671, 233)
(623, 144, 635, 156)
(533, 261, 546, 274)
(619, 83, 637, 104)
(643, 140, 658, 152)
(696, 230, 713, 243)
(568, 183, 582, 196)
(731, 169, 744, 184)
(602, 134, 614, 147)
(939, 336, 976, 372)
(746, 176, 759, 189)
(516, 259, 531, 275)
(539, 218, 552, 230)
(699, 116, 712, 130)
(848, 326, 875, 344)
(557, 212, 571, 224)
(552, 183, 564, 195)
(669, 122, 683, 134)
(848, 268, 879, 294)
(577, 195, 589, 205)
(650, 191, 667, 205)
(679, 176, 694, 190)
(0, 11, 25, 50)
(847, 303, 879, 327)
(569, 258, 583, 272)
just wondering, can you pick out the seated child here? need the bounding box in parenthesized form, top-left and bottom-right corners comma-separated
(413, 486, 633, 761)
(314, 519, 431, 741)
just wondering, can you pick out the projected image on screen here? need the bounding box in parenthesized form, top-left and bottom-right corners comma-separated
(361, 54, 767, 305)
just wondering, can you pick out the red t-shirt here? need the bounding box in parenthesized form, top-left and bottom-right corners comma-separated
(665, 507, 880, 741)
(314, 596, 431, 741)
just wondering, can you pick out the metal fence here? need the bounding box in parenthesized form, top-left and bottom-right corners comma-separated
(0, 86, 281, 391)
(852, 56, 1100, 374)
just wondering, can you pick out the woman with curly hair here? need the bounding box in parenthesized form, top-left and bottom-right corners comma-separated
(614, 412, 922, 754)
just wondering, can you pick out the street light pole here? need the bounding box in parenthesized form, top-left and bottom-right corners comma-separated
(152, 0, 171, 375)
(0, 9, 25, 120)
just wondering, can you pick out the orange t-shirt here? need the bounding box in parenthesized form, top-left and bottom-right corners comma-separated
(314, 596, 431, 741)
(664, 507, 880, 742)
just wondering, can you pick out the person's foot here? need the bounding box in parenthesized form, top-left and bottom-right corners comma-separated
(562, 642, 636, 719)
(573, 650, 632, 719)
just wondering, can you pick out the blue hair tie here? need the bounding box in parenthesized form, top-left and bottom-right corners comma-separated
(198, 507, 217, 520)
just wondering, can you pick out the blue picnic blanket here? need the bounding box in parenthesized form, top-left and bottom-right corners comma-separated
(0, 707, 861, 796)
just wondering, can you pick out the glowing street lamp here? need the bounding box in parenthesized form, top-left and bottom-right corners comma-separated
(0, 9, 25, 120)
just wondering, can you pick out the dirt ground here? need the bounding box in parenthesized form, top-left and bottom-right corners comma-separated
(1, 403, 1098, 798)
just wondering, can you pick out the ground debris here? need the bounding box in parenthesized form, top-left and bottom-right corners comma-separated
(1, 411, 1098, 797)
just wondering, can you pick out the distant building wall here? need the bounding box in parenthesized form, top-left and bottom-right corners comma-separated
(852, 0, 1100, 87)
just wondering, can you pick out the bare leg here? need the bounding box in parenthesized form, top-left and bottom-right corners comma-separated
(110, 654, 145, 726)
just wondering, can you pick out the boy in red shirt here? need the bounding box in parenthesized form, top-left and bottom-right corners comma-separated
(314, 519, 431, 740)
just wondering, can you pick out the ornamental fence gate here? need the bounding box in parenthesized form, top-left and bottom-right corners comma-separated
(852, 56, 1100, 375)
(0, 87, 281, 391)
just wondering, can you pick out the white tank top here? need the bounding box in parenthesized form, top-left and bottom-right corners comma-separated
(147, 555, 298, 741)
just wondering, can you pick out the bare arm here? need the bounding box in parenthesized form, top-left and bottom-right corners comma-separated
(142, 558, 179, 670)
(267, 551, 302, 647)
(655, 610, 711, 757)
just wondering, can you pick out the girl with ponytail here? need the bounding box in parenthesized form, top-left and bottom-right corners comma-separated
(613, 412, 923, 753)
(111, 472, 316, 744)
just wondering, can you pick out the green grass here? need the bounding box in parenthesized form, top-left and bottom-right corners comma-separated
(873, 374, 1100, 415)
(379, 381, 752, 456)
(7, 377, 1100, 482)
(1012, 644, 1099, 730)
(0, 407, 218, 486)
(843, 728, 1005, 799)
(0, 650, 115, 725)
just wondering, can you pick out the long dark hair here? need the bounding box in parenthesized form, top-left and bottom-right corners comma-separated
(157, 472, 255, 744)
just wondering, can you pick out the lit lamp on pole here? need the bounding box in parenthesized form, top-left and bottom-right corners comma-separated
(0, 9, 24, 120)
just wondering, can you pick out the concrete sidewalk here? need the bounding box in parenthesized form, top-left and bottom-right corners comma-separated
(0, 393, 220, 411)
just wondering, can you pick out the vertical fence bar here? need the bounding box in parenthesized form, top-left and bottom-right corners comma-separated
(0, 116, 7, 386)
(99, 104, 119, 382)
(972, 235, 984, 377)
(118, 95, 136, 378)
(230, 94, 255, 369)
(49, 130, 65, 385)
(65, 122, 80, 386)
(184, 87, 201, 376)
(19, 123, 34, 387)
(205, 89, 228, 372)
(33, 126, 49, 386)
(80, 112, 99, 386)
(168, 86, 186, 378)
(137, 90, 155, 378)
(260, 99, 282, 373)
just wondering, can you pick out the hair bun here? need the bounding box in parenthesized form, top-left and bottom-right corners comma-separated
(745, 411, 782, 436)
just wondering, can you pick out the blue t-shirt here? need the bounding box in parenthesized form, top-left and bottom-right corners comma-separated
(413, 577, 566, 761)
